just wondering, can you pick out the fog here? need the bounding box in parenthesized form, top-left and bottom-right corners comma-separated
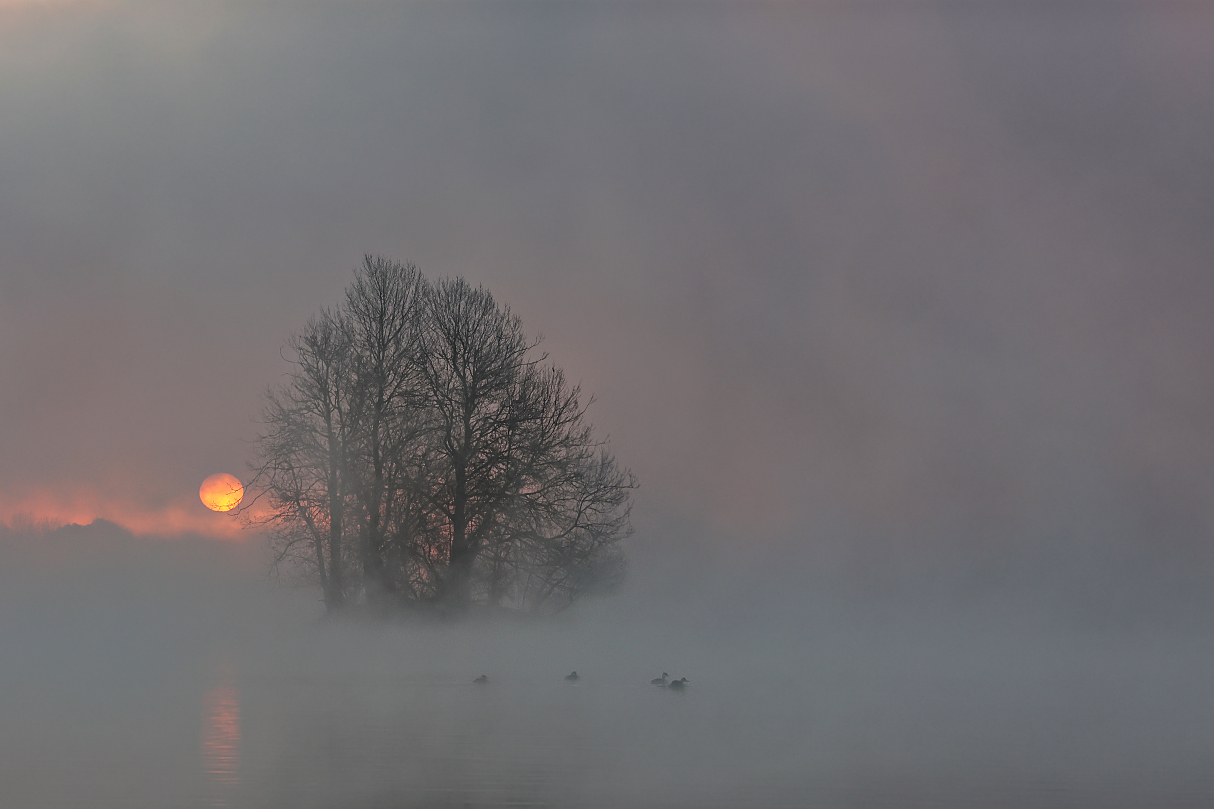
(4, 1, 1214, 560)
(3, 0, 1214, 805)
(2, 520, 1213, 808)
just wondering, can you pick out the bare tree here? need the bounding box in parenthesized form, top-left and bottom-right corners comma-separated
(248, 258, 635, 616)
(411, 277, 536, 607)
(252, 310, 362, 610)
(343, 256, 427, 605)
(479, 365, 635, 611)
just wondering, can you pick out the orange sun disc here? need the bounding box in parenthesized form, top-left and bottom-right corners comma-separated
(200, 473, 244, 512)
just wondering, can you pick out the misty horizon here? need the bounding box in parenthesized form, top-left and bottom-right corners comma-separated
(3, 0, 1214, 806)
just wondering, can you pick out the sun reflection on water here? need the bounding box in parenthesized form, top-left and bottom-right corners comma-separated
(201, 669, 241, 805)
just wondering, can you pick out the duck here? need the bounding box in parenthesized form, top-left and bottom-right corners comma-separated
(667, 677, 689, 691)
(564, 671, 580, 682)
(473, 674, 489, 684)
(651, 672, 669, 686)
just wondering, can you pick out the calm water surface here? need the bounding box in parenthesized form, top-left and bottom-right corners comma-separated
(6, 646, 1214, 809)
(3, 531, 1214, 808)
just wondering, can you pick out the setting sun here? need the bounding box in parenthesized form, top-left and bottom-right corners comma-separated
(200, 473, 244, 512)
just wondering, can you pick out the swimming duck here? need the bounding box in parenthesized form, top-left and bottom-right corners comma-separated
(474, 674, 489, 684)
(667, 677, 689, 691)
(651, 673, 669, 686)
(564, 671, 580, 682)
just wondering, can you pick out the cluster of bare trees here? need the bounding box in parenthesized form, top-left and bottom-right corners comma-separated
(249, 257, 635, 614)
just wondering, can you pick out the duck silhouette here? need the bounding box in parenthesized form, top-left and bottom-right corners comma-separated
(651, 672, 669, 686)
(473, 675, 489, 684)
(667, 677, 689, 691)
(564, 671, 580, 682)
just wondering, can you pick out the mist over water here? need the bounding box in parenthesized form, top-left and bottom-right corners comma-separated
(3, 521, 1214, 808)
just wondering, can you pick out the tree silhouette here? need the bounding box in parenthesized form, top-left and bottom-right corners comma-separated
(250, 256, 635, 614)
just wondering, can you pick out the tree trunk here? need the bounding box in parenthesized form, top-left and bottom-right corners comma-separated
(362, 407, 393, 606)
(326, 420, 345, 610)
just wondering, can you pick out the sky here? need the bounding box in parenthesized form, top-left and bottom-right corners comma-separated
(5, 5, 1214, 805)
(1, 0, 1213, 598)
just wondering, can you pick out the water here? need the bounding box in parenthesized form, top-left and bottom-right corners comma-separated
(7, 636, 1214, 809)
(3, 529, 1214, 807)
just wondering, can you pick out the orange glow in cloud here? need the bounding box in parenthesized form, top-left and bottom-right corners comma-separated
(0, 485, 255, 540)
